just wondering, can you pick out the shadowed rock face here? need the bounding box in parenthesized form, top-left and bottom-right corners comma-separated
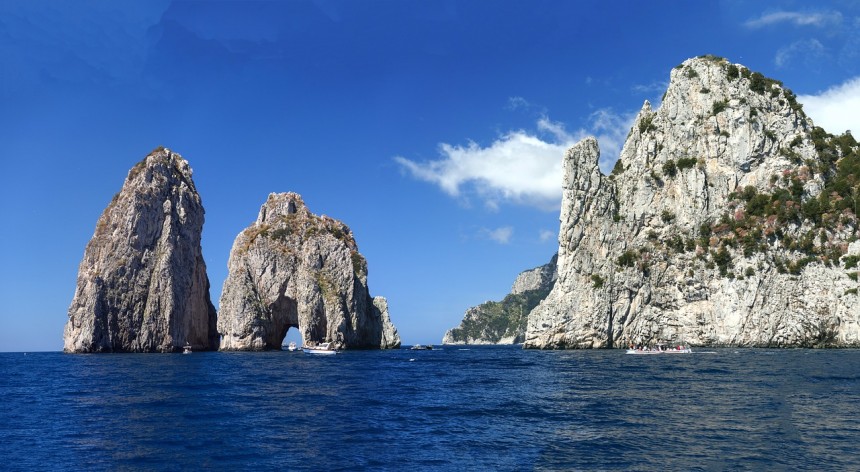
(217, 193, 400, 350)
(64, 148, 218, 353)
(524, 56, 860, 349)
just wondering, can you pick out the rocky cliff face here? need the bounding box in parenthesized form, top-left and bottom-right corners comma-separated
(511, 254, 558, 295)
(218, 193, 400, 350)
(525, 56, 860, 349)
(64, 148, 218, 353)
(442, 254, 557, 344)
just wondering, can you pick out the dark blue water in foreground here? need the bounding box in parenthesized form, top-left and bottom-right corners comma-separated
(2, 346, 859, 471)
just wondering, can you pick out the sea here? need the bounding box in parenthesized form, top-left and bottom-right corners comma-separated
(1, 346, 858, 471)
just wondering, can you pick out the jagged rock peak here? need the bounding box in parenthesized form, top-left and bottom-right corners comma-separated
(511, 253, 558, 295)
(442, 254, 558, 345)
(64, 147, 218, 353)
(525, 55, 860, 349)
(218, 192, 400, 351)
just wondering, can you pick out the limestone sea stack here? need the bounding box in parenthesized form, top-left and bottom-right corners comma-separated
(442, 254, 557, 345)
(218, 193, 400, 350)
(524, 55, 860, 349)
(64, 148, 218, 352)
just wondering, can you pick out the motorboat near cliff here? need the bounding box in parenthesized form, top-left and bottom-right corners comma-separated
(626, 344, 691, 355)
(182, 344, 192, 354)
(283, 342, 300, 352)
(303, 342, 338, 355)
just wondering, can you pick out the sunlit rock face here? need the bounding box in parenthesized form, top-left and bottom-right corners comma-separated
(64, 148, 218, 353)
(524, 56, 860, 349)
(218, 193, 400, 351)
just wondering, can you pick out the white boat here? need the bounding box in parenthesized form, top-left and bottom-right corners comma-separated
(303, 342, 338, 355)
(182, 344, 192, 354)
(626, 345, 691, 355)
(285, 342, 299, 352)
(410, 344, 433, 350)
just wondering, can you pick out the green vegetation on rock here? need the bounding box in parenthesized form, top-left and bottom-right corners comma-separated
(698, 129, 859, 274)
(444, 285, 552, 344)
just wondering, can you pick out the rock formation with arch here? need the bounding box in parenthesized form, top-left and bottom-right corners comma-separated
(217, 192, 400, 350)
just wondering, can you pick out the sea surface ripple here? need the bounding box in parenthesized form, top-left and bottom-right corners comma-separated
(2, 346, 859, 471)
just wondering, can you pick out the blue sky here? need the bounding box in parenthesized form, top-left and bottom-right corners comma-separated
(2, 1, 860, 351)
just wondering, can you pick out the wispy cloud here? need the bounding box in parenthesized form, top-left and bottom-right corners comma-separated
(539, 229, 556, 242)
(506, 96, 532, 110)
(632, 80, 669, 96)
(774, 38, 827, 67)
(481, 226, 513, 244)
(395, 110, 635, 210)
(589, 109, 637, 172)
(798, 76, 860, 136)
(744, 11, 842, 29)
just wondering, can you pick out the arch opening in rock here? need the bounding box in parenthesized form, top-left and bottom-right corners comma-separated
(268, 294, 299, 350)
(217, 193, 401, 350)
(280, 325, 303, 350)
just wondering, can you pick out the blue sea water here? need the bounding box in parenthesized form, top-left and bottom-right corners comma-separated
(1, 346, 859, 471)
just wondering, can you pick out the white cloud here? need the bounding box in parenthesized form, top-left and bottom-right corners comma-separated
(539, 229, 556, 242)
(774, 39, 827, 67)
(482, 226, 513, 244)
(798, 76, 860, 135)
(395, 110, 635, 210)
(632, 80, 669, 96)
(506, 96, 531, 110)
(744, 11, 842, 28)
(394, 123, 569, 210)
(589, 109, 637, 172)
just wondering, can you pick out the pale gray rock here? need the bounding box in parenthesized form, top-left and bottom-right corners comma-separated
(511, 254, 558, 295)
(524, 56, 860, 349)
(218, 193, 400, 350)
(64, 148, 218, 353)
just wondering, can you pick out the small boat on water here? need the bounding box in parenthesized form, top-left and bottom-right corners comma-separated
(626, 344, 691, 355)
(303, 342, 338, 355)
(410, 344, 433, 350)
(284, 342, 300, 352)
(182, 344, 192, 354)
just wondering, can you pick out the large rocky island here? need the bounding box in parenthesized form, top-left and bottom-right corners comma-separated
(524, 56, 860, 348)
(64, 148, 218, 352)
(217, 193, 400, 350)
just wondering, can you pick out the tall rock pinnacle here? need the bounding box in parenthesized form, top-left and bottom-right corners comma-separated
(524, 55, 860, 349)
(64, 148, 218, 352)
(217, 192, 400, 350)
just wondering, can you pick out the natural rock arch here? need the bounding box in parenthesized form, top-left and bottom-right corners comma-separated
(217, 193, 400, 350)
